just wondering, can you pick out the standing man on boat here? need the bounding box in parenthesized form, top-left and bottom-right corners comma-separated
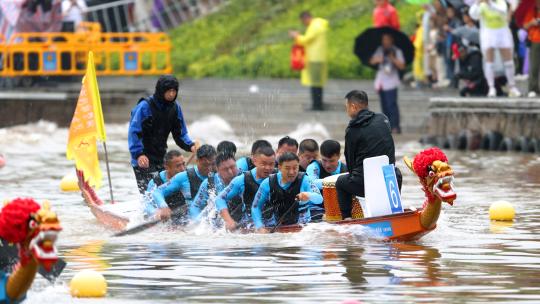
(189, 153, 239, 221)
(251, 152, 323, 233)
(335, 90, 402, 219)
(150, 144, 216, 221)
(216, 146, 276, 230)
(236, 139, 273, 172)
(128, 75, 197, 193)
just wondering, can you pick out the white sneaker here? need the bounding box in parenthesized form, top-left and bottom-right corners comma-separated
(509, 86, 522, 97)
(487, 87, 496, 97)
(528, 91, 537, 98)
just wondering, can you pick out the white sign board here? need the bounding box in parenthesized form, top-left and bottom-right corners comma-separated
(362, 155, 403, 217)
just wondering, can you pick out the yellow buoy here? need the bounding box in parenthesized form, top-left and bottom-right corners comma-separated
(489, 201, 515, 221)
(60, 174, 79, 192)
(70, 270, 107, 298)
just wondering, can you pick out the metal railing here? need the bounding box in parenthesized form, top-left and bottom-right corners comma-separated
(85, 0, 226, 33)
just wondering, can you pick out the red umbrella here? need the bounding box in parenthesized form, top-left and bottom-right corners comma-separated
(515, 0, 537, 28)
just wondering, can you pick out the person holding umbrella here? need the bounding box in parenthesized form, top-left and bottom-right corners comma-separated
(369, 33, 406, 134)
(289, 11, 329, 111)
(355, 27, 413, 134)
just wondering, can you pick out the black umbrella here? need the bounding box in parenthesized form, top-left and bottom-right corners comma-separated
(354, 26, 414, 70)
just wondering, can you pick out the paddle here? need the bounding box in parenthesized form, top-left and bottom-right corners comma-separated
(1, 239, 66, 282)
(113, 217, 163, 237)
(113, 205, 187, 237)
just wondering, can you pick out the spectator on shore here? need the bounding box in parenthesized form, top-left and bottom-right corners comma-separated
(289, 11, 329, 111)
(369, 33, 405, 134)
(61, 0, 87, 32)
(443, 5, 463, 87)
(413, 11, 427, 86)
(522, 0, 540, 97)
(455, 44, 488, 96)
(470, 0, 522, 97)
(373, 0, 400, 30)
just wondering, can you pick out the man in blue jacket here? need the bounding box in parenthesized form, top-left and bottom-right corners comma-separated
(128, 75, 196, 193)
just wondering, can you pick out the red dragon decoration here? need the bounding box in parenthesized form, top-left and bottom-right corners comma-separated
(0, 198, 62, 302)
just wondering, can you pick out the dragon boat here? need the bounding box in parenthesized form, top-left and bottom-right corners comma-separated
(77, 147, 456, 241)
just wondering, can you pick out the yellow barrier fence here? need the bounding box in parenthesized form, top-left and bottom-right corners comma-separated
(0, 23, 171, 77)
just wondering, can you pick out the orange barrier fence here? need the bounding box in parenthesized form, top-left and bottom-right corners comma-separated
(0, 23, 171, 77)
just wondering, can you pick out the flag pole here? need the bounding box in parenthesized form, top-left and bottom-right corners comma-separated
(102, 141, 115, 203)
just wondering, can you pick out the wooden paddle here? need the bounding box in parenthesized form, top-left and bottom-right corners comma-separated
(113, 205, 187, 237)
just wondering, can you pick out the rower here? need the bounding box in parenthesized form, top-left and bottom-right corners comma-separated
(276, 136, 298, 160)
(306, 139, 347, 190)
(144, 150, 186, 220)
(217, 140, 237, 157)
(298, 138, 319, 172)
(216, 146, 276, 230)
(251, 152, 322, 233)
(236, 139, 272, 172)
(189, 153, 239, 221)
(151, 144, 216, 221)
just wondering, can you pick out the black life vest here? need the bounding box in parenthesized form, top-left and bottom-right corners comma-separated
(242, 171, 259, 211)
(317, 160, 348, 179)
(139, 97, 179, 166)
(186, 167, 203, 200)
(245, 157, 255, 171)
(208, 173, 244, 222)
(269, 172, 305, 226)
(152, 172, 186, 210)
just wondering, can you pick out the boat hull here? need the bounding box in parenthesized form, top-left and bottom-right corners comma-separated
(77, 170, 435, 241)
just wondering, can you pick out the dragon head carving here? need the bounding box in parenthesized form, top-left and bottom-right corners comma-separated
(404, 147, 456, 205)
(0, 198, 62, 271)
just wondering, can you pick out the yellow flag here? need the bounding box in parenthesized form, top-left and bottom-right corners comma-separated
(66, 51, 107, 188)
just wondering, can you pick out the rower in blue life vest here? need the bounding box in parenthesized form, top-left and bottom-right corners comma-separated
(217, 140, 237, 157)
(151, 144, 216, 221)
(128, 75, 196, 193)
(189, 153, 239, 221)
(216, 146, 276, 230)
(236, 139, 272, 172)
(251, 152, 323, 233)
(306, 139, 347, 190)
(144, 150, 186, 220)
(298, 138, 319, 172)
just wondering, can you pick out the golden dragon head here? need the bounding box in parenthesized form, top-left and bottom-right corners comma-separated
(0, 198, 62, 271)
(404, 147, 456, 205)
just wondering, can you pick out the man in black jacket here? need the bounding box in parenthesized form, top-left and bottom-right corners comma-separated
(336, 90, 402, 219)
(454, 45, 488, 97)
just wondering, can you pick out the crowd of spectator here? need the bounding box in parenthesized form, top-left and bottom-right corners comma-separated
(380, 0, 539, 98)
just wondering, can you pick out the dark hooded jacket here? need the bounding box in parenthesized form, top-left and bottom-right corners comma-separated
(128, 75, 194, 167)
(344, 109, 395, 177)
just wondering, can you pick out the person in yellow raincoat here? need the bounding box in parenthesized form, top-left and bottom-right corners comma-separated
(290, 11, 329, 111)
(413, 10, 425, 85)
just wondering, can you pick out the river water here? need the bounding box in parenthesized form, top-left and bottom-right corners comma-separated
(1, 118, 539, 303)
